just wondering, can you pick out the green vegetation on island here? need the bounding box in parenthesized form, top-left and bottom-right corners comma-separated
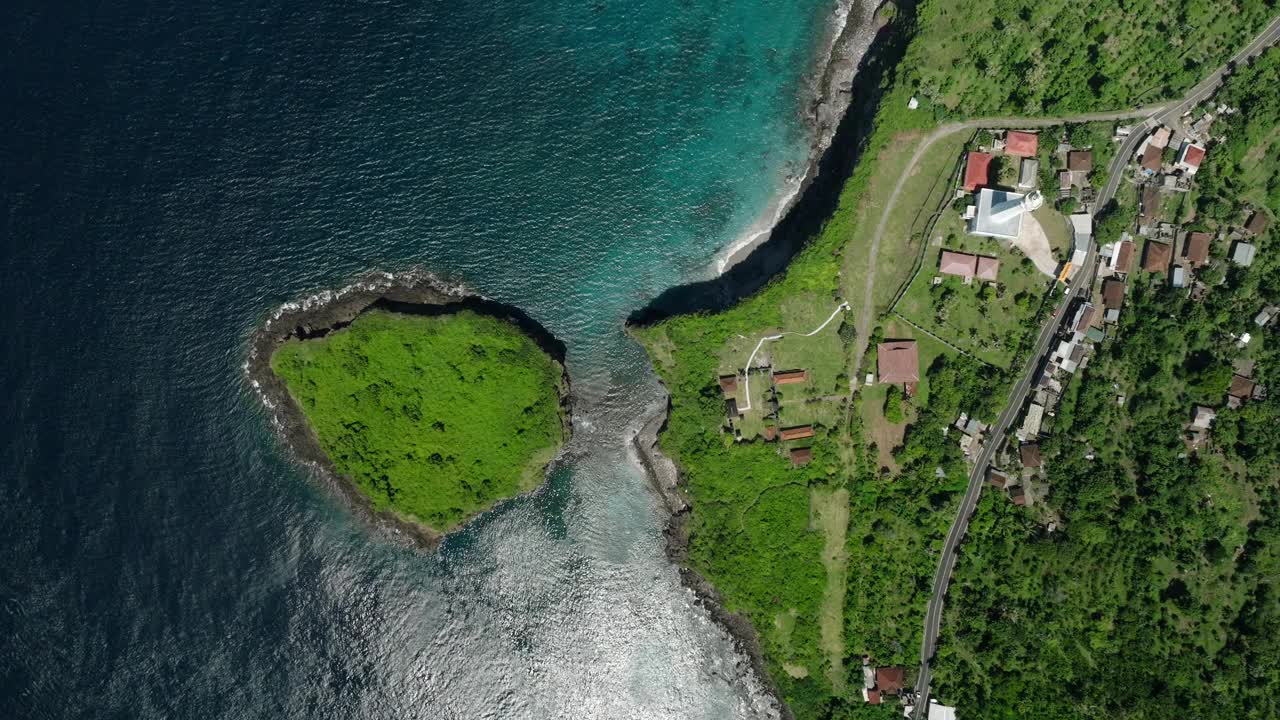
(633, 3, 1277, 719)
(271, 308, 568, 534)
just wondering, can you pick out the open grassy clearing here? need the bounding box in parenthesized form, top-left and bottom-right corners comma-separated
(895, 204, 1055, 367)
(811, 486, 851, 694)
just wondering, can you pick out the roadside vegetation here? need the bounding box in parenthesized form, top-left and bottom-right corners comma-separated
(933, 47, 1280, 719)
(903, 0, 1277, 116)
(633, 8, 1278, 719)
(271, 309, 567, 533)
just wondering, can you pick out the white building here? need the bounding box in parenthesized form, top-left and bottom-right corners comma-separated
(969, 189, 1043, 240)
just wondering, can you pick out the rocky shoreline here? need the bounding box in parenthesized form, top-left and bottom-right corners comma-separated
(626, 3, 913, 718)
(245, 269, 573, 552)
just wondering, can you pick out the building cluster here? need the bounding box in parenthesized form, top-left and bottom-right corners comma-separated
(716, 367, 817, 466)
(860, 660, 906, 705)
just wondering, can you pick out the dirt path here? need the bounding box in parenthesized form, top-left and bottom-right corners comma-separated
(811, 486, 851, 694)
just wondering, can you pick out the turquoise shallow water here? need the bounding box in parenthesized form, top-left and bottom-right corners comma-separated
(1, 0, 854, 717)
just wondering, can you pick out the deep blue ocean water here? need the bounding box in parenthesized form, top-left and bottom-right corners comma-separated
(2, 1, 850, 717)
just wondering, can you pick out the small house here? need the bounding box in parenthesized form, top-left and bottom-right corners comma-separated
(1171, 265, 1187, 288)
(773, 369, 808, 385)
(877, 340, 920, 391)
(1018, 158, 1039, 189)
(1229, 375, 1256, 400)
(718, 374, 739, 395)
(963, 151, 992, 191)
(975, 255, 1000, 282)
(1232, 241, 1256, 266)
(1111, 239, 1134, 274)
(1005, 130, 1039, 157)
(1020, 442, 1042, 468)
(1143, 240, 1172, 273)
(1191, 406, 1217, 431)
(1243, 211, 1269, 237)
(1255, 305, 1279, 327)
(1140, 144, 1162, 174)
(987, 468, 1009, 489)
(789, 447, 812, 467)
(780, 425, 815, 441)
(1176, 142, 1206, 175)
(1009, 485, 1027, 506)
(1139, 186, 1160, 228)
(1183, 231, 1211, 267)
(724, 398, 740, 418)
(1068, 150, 1093, 174)
(1102, 278, 1125, 313)
(939, 250, 978, 279)
(875, 666, 906, 695)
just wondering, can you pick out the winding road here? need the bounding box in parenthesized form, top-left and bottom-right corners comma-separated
(906, 15, 1280, 719)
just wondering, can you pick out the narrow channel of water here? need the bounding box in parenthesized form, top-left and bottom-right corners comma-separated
(1, 1, 866, 716)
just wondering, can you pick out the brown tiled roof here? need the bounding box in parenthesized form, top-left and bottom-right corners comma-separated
(1102, 278, 1125, 310)
(1184, 232, 1211, 266)
(988, 469, 1008, 488)
(718, 374, 738, 394)
(876, 667, 907, 694)
(773, 370, 808, 385)
(1067, 150, 1093, 172)
(763, 426, 778, 441)
(779, 425, 814, 441)
(789, 447, 812, 467)
(1020, 443, 1042, 468)
(975, 255, 1000, 282)
(1010, 485, 1027, 505)
(877, 340, 920, 385)
(1141, 144, 1162, 172)
(1139, 186, 1160, 227)
(1245, 211, 1269, 236)
(1115, 240, 1134, 274)
(939, 250, 978, 278)
(1229, 374, 1256, 399)
(1143, 241, 1172, 273)
(1076, 303, 1097, 333)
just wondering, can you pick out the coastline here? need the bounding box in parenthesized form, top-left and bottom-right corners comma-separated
(715, 0, 881, 275)
(244, 269, 574, 551)
(626, 3, 913, 717)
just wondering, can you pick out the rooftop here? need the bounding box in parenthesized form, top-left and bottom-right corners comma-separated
(718, 374, 738, 394)
(790, 447, 812, 467)
(1005, 130, 1039, 157)
(1184, 231, 1211, 266)
(1244, 211, 1269, 236)
(970, 188, 1029, 240)
(963, 151, 992, 191)
(939, 250, 978, 278)
(1143, 240, 1172, 273)
(1020, 442, 1042, 468)
(773, 369, 808, 385)
(878, 340, 920, 385)
(1102, 278, 1126, 310)
(1114, 240, 1134, 273)
(1232, 241, 1256, 266)
(780, 425, 815, 441)
(1067, 150, 1093, 172)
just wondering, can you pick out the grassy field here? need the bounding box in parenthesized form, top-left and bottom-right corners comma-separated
(271, 309, 566, 532)
(895, 204, 1055, 367)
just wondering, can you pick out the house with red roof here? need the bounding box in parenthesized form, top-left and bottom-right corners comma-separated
(963, 151, 992, 191)
(1004, 131, 1039, 158)
(1177, 142, 1206, 175)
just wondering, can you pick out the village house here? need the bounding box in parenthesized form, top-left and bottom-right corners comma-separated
(1176, 142, 1206, 175)
(1138, 186, 1160, 231)
(779, 425, 814, 441)
(1009, 485, 1027, 506)
(718, 374, 738, 395)
(1017, 402, 1045, 441)
(1067, 150, 1093, 182)
(1110, 238, 1134, 275)
(1255, 305, 1279, 327)
(1004, 130, 1039, 157)
(963, 151, 992, 191)
(1102, 278, 1126, 322)
(1139, 143, 1163, 175)
(1183, 231, 1211, 267)
(1069, 214, 1092, 268)
(1232, 241, 1257, 266)
(877, 340, 920, 394)
(1227, 375, 1256, 409)
(1143, 240, 1172, 273)
(1020, 442, 1042, 470)
(1191, 406, 1217, 431)
(987, 467, 1009, 489)
(789, 447, 812, 467)
(773, 369, 808, 385)
(1244, 210, 1269, 237)
(938, 249, 1000, 281)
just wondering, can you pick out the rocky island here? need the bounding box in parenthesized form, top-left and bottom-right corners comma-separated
(248, 273, 571, 549)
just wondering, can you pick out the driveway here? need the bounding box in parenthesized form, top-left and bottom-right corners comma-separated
(1012, 213, 1059, 278)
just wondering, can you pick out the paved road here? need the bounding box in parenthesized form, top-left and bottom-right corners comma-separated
(908, 16, 1280, 719)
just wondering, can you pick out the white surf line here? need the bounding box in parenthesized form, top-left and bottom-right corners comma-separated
(740, 301, 849, 412)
